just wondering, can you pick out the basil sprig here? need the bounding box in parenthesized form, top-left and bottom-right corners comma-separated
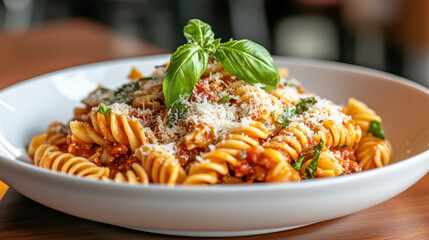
(163, 19, 280, 126)
(292, 141, 324, 179)
(368, 120, 385, 140)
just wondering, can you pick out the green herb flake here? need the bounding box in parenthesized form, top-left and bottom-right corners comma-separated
(166, 101, 188, 128)
(304, 141, 324, 179)
(98, 103, 111, 116)
(368, 120, 385, 140)
(272, 97, 317, 128)
(291, 141, 324, 180)
(133, 77, 154, 91)
(218, 94, 235, 103)
(283, 78, 299, 88)
(240, 149, 247, 160)
(294, 97, 317, 114)
(272, 111, 291, 128)
(338, 144, 347, 149)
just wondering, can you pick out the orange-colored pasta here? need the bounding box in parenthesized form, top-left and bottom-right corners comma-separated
(28, 61, 392, 185)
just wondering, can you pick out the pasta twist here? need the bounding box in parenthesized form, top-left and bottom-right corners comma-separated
(70, 111, 156, 151)
(343, 98, 381, 132)
(261, 148, 301, 182)
(28, 122, 68, 158)
(102, 163, 149, 184)
(226, 81, 283, 123)
(315, 120, 362, 148)
(135, 146, 186, 186)
(344, 98, 392, 169)
(356, 135, 392, 170)
(183, 121, 269, 184)
(33, 143, 110, 179)
(263, 123, 312, 162)
(301, 149, 344, 178)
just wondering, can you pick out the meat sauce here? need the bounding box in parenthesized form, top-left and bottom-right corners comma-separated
(67, 136, 140, 178)
(233, 146, 270, 182)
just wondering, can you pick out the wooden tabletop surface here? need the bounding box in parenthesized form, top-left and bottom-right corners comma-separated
(0, 18, 428, 240)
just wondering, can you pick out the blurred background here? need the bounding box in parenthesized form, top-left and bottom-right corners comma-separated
(1, 0, 429, 88)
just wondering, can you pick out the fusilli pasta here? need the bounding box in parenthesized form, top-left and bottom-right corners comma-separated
(28, 59, 392, 185)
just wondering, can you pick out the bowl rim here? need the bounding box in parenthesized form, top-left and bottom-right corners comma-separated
(0, 55, 428, 193)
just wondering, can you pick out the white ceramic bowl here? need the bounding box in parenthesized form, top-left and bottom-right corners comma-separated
(0, 55, 428, 237)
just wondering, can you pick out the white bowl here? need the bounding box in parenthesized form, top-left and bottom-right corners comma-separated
(0, 55, 428, 237)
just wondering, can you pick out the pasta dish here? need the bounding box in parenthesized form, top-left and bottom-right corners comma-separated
(27, 19, 392, 186)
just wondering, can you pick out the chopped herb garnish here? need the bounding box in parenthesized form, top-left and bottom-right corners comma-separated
(218, 94, 235, 103)
(292, 141, 324, 179)
(368, 120, 385, 140)
(283, 78, 299, 88)
(272, 107, 292, 128)
(110, 82, 135, 105)
(338, 144, 347, 148)
(272, 97, 317, 128)
(154, 64, 166, 69)
(133, 77, 154, 91)
(240, 148, 247, 160)
(166, 101, 188, 128)
(294, 97, 317, 114)
(98, 103, 111, 116)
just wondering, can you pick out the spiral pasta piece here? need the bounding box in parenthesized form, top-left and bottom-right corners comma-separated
(28, 133, 47, 159)
(135, 146, 186, 186)
(344, 98, 392, 169)
(102, 163, 149, 184)
(315, 120, 362, 148)
(28, 122, 68, 158)
(70, 111, 156, 151)
(263, 123, 312, 162)
(183, 121, 269, 184)
(226, 81, 283, 123)
(33, 143, 110, 179)
(301, 149, 344, 178)
(356, 135, 392, 170)
(261, 148, 301, 182)
(344, 98, 381, 132)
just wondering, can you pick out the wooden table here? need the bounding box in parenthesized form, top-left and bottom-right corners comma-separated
(0, 18, 428, 240)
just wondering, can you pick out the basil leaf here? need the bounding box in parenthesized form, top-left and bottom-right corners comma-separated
(163, 43, 210, 108)
(291, 141, 324, 177)
(213, 38, 221, 49)
(368, 120, 385, 140)
(218, 94, 235, 103)
(304, 141, 324, 179)
(214, 39, 279, 90)
(184, 19, 215, 51)
(98, 103, 111, 116)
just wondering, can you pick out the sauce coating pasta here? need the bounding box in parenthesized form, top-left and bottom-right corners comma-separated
(28, 59, 392, 185)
